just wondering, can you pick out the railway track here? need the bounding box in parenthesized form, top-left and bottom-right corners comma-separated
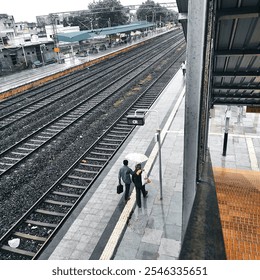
(0, 31, 186, 259)
(0, 34, 177, 129)
(0, 35, 183, 176)
(0, 31, 177, 114)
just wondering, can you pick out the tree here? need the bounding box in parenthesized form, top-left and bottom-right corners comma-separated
(136, 0, 178, 26)
(68, 11, 92, 30)
(88, 0, 128, 29)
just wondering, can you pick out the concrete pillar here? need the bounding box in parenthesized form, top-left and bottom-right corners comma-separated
(182, 0, 208, 241)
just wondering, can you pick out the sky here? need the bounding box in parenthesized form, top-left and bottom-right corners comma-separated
(1, 0, 175, 23)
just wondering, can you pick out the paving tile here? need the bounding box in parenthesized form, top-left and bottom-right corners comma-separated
(158, 238, 181, 258)
(136, 242, 160, 260)
(214, 167, 260, 260)
(163, 224, 181, 240)
(141, 228, 163, 245)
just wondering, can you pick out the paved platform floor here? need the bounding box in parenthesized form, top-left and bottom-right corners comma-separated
(209, 105, 260, 260)
(214, 168, 260, 260)
(44, 75, 260, 260)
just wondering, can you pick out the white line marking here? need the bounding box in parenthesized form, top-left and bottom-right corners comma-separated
(246, 138, 259, 171)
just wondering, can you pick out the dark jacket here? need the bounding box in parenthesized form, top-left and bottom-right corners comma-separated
(132, 170, 143, 188)
(118, 165, 134, 184)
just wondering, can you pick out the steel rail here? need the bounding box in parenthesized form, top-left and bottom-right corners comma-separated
(0, 34, 183, 129)
(0, 38, 184, 177)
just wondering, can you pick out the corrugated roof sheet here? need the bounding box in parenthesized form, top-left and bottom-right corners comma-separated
(57, 21, 155, 43)
(177, 0, 260, 106)
(212, 0, 260, 105)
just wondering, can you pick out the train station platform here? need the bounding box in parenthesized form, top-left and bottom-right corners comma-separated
(39, 68, 259, 260)
(1, 29, 259, 260)
(41, 68, 186, 260)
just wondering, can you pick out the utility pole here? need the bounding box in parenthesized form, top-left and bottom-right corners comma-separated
(50, 13, 61, 63)
(20, 44, 28, 66)
(222, 106, 231, 156)
(0, 36, 4, 52)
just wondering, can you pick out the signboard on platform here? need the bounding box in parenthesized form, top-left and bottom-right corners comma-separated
(126, 115, 145, 126)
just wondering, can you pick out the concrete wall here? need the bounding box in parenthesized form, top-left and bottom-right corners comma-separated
(182, 0, 208, 240)
(0, 42, 55, 74)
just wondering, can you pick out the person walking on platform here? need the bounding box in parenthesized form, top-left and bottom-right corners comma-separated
(132, 163, 148, 208)
(118, 160, 134, 202)
(181, 61, 186, 76)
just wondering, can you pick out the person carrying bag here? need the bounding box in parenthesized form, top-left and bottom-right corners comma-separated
(141, 170, 151, 186)
(118, 160, 134, 202)
(132, 163, 148, 208)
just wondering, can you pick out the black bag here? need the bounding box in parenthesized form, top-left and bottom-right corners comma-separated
(117, 184, 123, 194)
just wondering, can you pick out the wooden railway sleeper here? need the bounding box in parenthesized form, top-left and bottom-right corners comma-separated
(40, 131, 54, 135)
(104, 135, 125, 140)
(24, 143, 40, 147)
(80, 162, 103, 168)
(90, 151, 112, 156)
(84, 157, 107, 162)
(46, 128, 60, 132)
(0, 162, 13, 166)
(61, 182, 87, 189)
(25, 220, 58, 228)
(51, 125, 67, 129)
(17, 147, 34, 151)
(13, 232, 47, 242)
(52, 190, 82, 197)
(67, 175, 93, 181)
(109, 130, 129, 134)
(44, 199, 74, 207)
(112, 126, 130, 131)
(3, 157, 20, 161)
(30, 139, 46, 143)
(37, 136, 51, 139)
(1, 245, 35, 258)
(95, 146, 115, 152)
(74, 168, 98, 175)
(11, 152, 28, 156)
(35, 209, 66, 217)
(98, 141, 120, 146)
(115, 123, 129, 127)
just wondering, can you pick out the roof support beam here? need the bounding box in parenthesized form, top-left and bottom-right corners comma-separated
(215, 49, 260, 57)
(213, 100, 260, 105)
(213, 85, 260, 91)
(213, 72, 258, 77)
(213, 93, 260, 98)
(217, 7, 260, 20)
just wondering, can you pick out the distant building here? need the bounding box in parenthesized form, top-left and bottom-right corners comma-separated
(45, 25, 80, 41)
(0, 14, 16, 46)
(0, 15, 57, 75)
(15, 22, 37, 38)
(0, 13, 69, 75)
(0, 41, 56, 75)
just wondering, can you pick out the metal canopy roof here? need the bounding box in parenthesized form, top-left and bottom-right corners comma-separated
(213, 0, 260, 105)
(177, 0, 260, 106)
(57, 31, 92, 42)
(57, 21, 155, 43)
